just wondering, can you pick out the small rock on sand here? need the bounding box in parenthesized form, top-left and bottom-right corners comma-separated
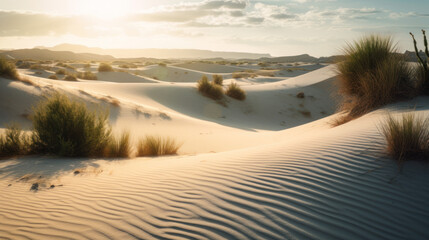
(30, 183, 39, 191)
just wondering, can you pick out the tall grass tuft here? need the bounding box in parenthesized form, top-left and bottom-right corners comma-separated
(137, 136, 181, 157)
(98, 63, 114, 72)
(106, 131, 132, 158)
(336, 35, 414, 123)
(197, 75, 224, 100)
(226, 82, 246, 100)
(0, 58, 19, 80)
(212, 74, 223, 86)
(31, 93, 112, 157)
(0, 124, 31, 158)
(379, 112, 429, 164)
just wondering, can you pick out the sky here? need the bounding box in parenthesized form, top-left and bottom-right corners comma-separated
(0, 0, 428, 57)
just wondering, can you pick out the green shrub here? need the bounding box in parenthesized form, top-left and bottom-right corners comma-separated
(137, 136, 181, 156)
(48, 75, 58, 80)
(197, 75, 224, 100)
(0, 58, 19, 80)
(56, 69, 66, 75)
(64, 75, 77, 81)
(0, 124, 31, 158)
(98, 63, 114, 72)
(379, 113, 429, 163)
(336, 35, 414, 121)
(226, 82, 246, 100)
(31, 93, 112, 157)
(106, 131, 131, 158)
(212, 74, 223, 86)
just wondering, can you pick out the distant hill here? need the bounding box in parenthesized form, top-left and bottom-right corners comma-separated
(0, 48, 114, 61)
(258, 54, 318, 63)
(403, 50, 427, 62)
(37, 43, 271, 59)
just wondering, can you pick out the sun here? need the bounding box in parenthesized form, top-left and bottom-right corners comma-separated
(73, 0, 132, 19)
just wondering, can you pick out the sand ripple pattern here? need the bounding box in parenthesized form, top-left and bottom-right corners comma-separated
(1, 120, 429, 239)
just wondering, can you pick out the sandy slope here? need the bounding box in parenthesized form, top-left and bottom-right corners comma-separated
(1, 103, 429, 239)
(1, 66, 337, 154)
(1, 64, 429, 239)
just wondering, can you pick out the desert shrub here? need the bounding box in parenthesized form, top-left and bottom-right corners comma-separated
(63, 64, 75, 70)
(106, 131, 131, 158)
(48, 75, 58, 80)
(16, 61, 31, 69)
(29, 64, 43, 70)
(379, 112, 429, 163)
(232, 71, 256, 79)
(0, 124, 31, 158)
(98, 63, 114, 72)
(197, 75, 224, 100)
(31, 93, 112, 157)
(336, 35, 414, 122)
(137, 136, 181, 157)
(158, 62, 167, 67)
(0, 58, 19, 80)
(119, 64, 130, 69)
(212, 74, 223, 86)
(56, 62, 65, 67)
(64, 75, 77, 81)
(226, 82, 246, 100)
(84, 63, 91, 68)
(56, 69, 66, 75)
(76, 71, 97, 80)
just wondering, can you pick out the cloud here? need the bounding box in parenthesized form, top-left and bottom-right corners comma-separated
(199, 0, 246, 10)
(246, 17, 265, 24)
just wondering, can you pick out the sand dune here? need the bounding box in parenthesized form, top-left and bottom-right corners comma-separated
(1, 105, 428, 239)
(1, 63, 428, 239)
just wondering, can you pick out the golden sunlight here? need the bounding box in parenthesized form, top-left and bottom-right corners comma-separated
(72, 0, 132, 19)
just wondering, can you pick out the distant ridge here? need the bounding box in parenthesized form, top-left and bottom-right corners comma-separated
(0, 48, 114, 61)
(37, 43, 271, 59)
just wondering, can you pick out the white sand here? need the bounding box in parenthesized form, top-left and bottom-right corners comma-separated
(0, 63, 428, 239)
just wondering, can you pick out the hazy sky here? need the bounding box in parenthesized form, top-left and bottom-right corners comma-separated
(0, 0, 428, 57)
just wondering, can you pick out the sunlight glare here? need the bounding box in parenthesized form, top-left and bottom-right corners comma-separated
(73, 0, 131, 19)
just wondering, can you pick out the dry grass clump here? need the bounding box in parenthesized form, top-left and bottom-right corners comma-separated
(335, 35, 414, 124)
(56, 69, 67, 75)
(232, 71, 257, 79)
(64, 75, 77, 81)
(0, 58, 19, 80)
(106, 131, 132, 158)
(31, 93, 112, 157)
(98, 63, 114, 72)
(226, 82, 246, 100)
(76, 71, 97, 80)
(137, 136, 181, 157)
(48, 75, 58, 80)
(379, 112, 429, 164)
(0, 124, 31, 158)
(16, 61, 31, 69)
(212, 74, 223, 86)
(197, 75, 224, 100)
